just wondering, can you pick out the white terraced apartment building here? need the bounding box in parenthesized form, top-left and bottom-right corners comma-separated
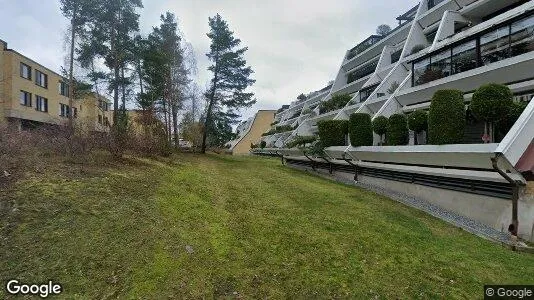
(262, 0, 534, 148)
(256, 0, 534, 241)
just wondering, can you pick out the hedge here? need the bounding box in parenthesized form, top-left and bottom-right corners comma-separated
(319, 94, 352, 114)
(317, 120, 349, 147)
(372, 116, 389, 136)
(285, 136, 317, 149)
(470, 83, 513, 123)
(349, 113, 373, 147)
(387, 114, 409, 146)
(497, 101, 529, 138)
(262, 125, 294, 136)
(408, 110, 428, 133)
(428, 89, 465, 144)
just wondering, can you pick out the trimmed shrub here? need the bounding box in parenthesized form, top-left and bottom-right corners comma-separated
(387, 114, 409, 146)
(317, 120, 349, 147)
(260, 141, 266, 149)
(349, 113, 373, 147)
(372, 116, 389, 146)
(428, 89, 465, 144)
(408, 110, 428, 145)
(470, 83, 513, 142)
(496, 101, 529, 140)
(286, 136, 317, 149)
(319, 94, 352, 114)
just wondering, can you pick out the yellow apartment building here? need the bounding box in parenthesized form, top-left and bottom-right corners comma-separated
(0, 38, 112, 131)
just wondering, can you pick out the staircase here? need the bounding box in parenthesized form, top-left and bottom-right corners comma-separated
(463, 121, 485, 144)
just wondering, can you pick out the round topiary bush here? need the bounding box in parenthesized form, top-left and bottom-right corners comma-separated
(372, 116, 389, 145)
(428, 89, 466, 145)
(470, 83, 513, 142)
(260, 140, 267, 149)
(349, 113, 373, 147)
(408, 110, 428, 145)
(317, 120, 349, 147)
(496, 101, 529, 140)
(387, 114, 409, 146)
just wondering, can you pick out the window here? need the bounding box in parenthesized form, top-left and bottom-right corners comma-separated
(59, 103, 70, 117)
(391, 49, 402, 64)
(427, 0, 446, 10)
(425, 30, 438, 44)
(480, 26, 510, 66)
(511, 15, 534, 57)
(20, 91, 32, 107)
(347, 59, 379, 84)
(413, 57, 430, 86)
(104, 116, 110, 127)
(35, 96, 48, 112)
(20, 63, 31, 80)
(429, 49, 452, 80)
(359, 84, 380, 102)
(451, 40, 477, 74)
(59, 81, 69, 96)
(98, 100, 109, 111)
(98, 115, 103, 124)
(35, 70, 48, 88)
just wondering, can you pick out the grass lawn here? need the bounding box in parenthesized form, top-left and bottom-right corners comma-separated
(1, 154, 533, 298)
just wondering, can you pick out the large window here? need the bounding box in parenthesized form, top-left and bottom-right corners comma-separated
(452, 40, 477, 74)
(413, 58, 430, 86)
(59, 81, 69, 96)
(429, 49, 452, 80)
(347, 59, 378, 84)
(412, 13, 534, 87)
(359, 84, 380, 102)
(20, 91, 32, 107)
(59, 103, 70, 117)
(511, 15, 534, 57)
(35, 96, 48, 112)
(35, 70, 48, 88)
(480, 26, 510, 66)
(20, 63, 31, 80)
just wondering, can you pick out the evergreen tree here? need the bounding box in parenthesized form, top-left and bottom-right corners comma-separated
(201, 14, 256, 153)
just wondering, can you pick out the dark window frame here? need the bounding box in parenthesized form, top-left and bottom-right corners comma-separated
(20, 90, 32, 107)
(35, 95, 48, 112)
(20, 63, 32, 80)
(35, 69, 48, 88)
(411, 11, 534, 87)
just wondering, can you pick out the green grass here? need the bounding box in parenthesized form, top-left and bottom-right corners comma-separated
(1, 154, 533, 298)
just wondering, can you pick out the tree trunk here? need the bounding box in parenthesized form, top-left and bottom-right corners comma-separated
(68, 15, 76, 131)
(414, 131, 418, 145)
(201, 59, 219, 154)
(172, 102, 178, 147)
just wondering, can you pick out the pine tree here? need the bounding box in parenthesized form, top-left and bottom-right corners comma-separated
(201, 14, 256, 153)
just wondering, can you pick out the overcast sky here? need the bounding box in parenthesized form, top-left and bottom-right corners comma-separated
(0, 0, 419, 121)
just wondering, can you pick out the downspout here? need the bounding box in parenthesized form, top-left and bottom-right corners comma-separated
(491, 153, 523, 237)
(342, 153, 359, 181)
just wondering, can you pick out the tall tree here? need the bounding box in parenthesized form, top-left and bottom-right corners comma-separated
(60, 0, 97, 129)
(201, 14, 256, 153)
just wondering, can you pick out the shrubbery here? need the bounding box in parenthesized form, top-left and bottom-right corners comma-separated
(372, 116, 388, 145)
(387, 114, 409, 146)
(317, 120, 349, 147)
(408, 110, 428, 145)
(262, 125, 294, 136)
(349, 113, 373, 147)
(319, 94, 352, 114)
(285, 136, 317, 148)
(470, 83, 513, 142)
(428, 89, 465, 144)
(260, 140, 267, 149)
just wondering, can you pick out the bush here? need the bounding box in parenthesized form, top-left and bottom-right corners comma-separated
(428, 89, 465, 144)
(470, 83, 513, 123)
(496, 101, 529, 139)
(470, 83, 513, 142)
(408, 110, 428, 145)
(372, 116, 389, 146)
(349, 113, 373, 147)
(408, 110, 428, 133)
(319, 94, 352, 114)
(387, 114, 409, 146)
(260, 141, 266, 149)
(317, 120, 349, 147)
(285, 136, 317, 149)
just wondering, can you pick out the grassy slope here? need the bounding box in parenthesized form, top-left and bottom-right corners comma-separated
(1, 154, 533, 299)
